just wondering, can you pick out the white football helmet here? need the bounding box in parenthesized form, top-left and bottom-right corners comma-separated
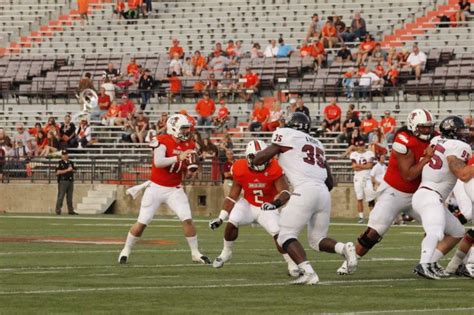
(245, 140, 268, 171)
(167, 114, 191, 141)
(406, 109, 435, 141)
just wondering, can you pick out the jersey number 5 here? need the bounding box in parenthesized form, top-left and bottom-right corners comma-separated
(302, 144, 325, 168)
(428, 144, 445, 170)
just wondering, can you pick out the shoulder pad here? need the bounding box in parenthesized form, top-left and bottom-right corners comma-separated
(392, 142, 408, 154)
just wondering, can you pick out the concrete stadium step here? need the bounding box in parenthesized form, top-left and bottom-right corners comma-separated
(76, 184, 117, 215)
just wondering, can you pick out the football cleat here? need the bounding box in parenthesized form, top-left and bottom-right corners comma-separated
(357, 218, 365, 224)
(342, 242, 358, 274)
(413, 263, 440, 280)
(337, 260, 349, 275)
(431, 262, 451, 278)
(289, 271, 319, 285)
(193, 255, 212, 264)
(288, 267, 302, 278)
(118, 248, 129, 264)
(455, 264, 474, 278)
(212, 253, 232, 268)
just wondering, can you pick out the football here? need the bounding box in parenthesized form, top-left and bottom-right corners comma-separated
(186, 152, 199, 172)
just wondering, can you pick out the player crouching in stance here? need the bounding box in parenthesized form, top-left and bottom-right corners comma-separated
(118, 114, 210, 264)
(253, 113, 358, 285)
(350, 140, 376, 223)
(412, 116, 471, 279)
(208, 140, 300, 277)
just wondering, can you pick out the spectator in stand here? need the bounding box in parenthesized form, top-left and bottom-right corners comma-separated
(397, 48, 410, 67)
(169, 53, 183, 76)
(0, 128, 12, 150)
(276, 38, 294, 58)
(92, 87, 111, 121)
(182, 57, 194, 77)
(321, 98, 342, 132)
(226, 40, 236, 59)
(191, 51, 207, 76)
(43, 117, 60, 135)
(168, 72, 182, 101)
(233, 40, 243, 59)
(360, 111, 379, 143)
(251, 42, 264, 59)
(59, 114, 76, 149)
(101, 101, 121, 126)
(214, 100, 230, 130)
(113, 0, 126, 19)
(342, 67, 356, 100)
(286, 98, 297, 119)
(156, 112, 168, 135)
(263, 103, 283, 132)
(369, 127, 388, 156)
(28, 122, 43, 137)
(221, 149, 235, 196)
(212, 42, 225, 58)
(379, 110, 396, 143)
(208, 51, 231, 73)
(336, 43, 353, 62)
(132, 111, 149, 143)
(127, 58, 140, 77)
(457, 0, 471, 25)
(240, 67, 260, 102)
(121, 115, 135, 143)
(333, 15, 346, 34)
(126, 0, 139, 19)
(143, 0, 152, 16)
(138, 69, 153, 110)
(101, 77, 116, 101)
(405, 45, 427, 80)
(77, 0, 89, 27)
(374, 61, 385, 78)
(71, 118, 92, 148)
(358, 68, 382, 99)
(294, 95, 310, 117)
(78, 72, 95, 94)
(204, 73, 218, 94)
(370, 43, 386, 63)
(321, 19, 339, 49)
(306, 13, 323, 40)
(103, 63, 121, 83)
(337, 110, 361, 145)
(355, 34, 376, 66)
(249, 101, 270, 131)
(43, 129, 61, 156)
(264, 39, 279, 58)
(341, 11, 367, 42)
(118, 94, 136, 119)
(386, 64, 399, 86)
(387, 47, 398, 66)
(168, 38, 184, 59)
(217, 71, 237, 100)
(300, 40, 312, 57)
(193, 79, 205, 96)
(195, 92, 216, 126)
(34, 131, 48, 156)
(310, 37, 326, 69)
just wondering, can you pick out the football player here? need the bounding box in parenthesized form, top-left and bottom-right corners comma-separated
(350, 139, 376, 223)
(208, 140, 299, 277)
(253, 112, 358, 285)
(412, 116, 471, 279)
(337, 109, 436, 275)
(118, 114, 211, 264)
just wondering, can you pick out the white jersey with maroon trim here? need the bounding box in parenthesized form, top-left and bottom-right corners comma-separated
(350, 150, 375, 179)
(420, 136, 472, 201)
(271, 127, 327, 187)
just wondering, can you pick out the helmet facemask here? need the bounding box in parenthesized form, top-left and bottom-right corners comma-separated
(414, 123, 434, 141)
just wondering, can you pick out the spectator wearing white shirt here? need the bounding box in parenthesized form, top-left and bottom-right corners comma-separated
(370, 154, 387, 191)
(101, 77, 116, 102)
(169, 53, 183, 76)
(405, 45, 427, 80)
(208, 51, 231, 73)
(358, 69, 382, 99)
(264, 39, 278, 58)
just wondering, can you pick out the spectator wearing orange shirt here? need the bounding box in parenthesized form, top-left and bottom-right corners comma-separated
(321, 19, 339, 49)
(263, 103, 283, 132)
(101, 101, 121, 126)
(386, 64, 399, 86)
(127, 58, 140, 77)
(168, 72, 181, 102)
(214, 100, 230, 129)
(127, 0, 139, 19)
(168, 38, 184, 59)
(240, 67, 260, 102)
(310, 38, 326, 69)
(379, 110, 396, 143)
(77, 0, 89, 27)
(226, 40, 236, 59)
(249, 101, 270, 132)
(321, 98, 342, 132)
(195, 92, 216, 126)
(300, 40, 312, 57)
(360, 111, 379, 143)
(355, 35, 376, 66)
(92, 88, 111, 121)
(113, 0, 126, 19)
(191, 50, 206, 76)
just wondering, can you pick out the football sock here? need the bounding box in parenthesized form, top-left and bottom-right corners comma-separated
(446, 249, 466, 271)
(334, 242, 345, 255)
(186, 235, 200, 257)
(431, 249, 444, 263)
(420, 234, 438, 264)
(298, 261, 315, 274)
(282, 254, 298, 269)
(124, 232, 139, 253)
(358, 212, 364, 219)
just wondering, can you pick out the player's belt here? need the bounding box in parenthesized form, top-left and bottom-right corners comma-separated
(419, 186, 442, 200)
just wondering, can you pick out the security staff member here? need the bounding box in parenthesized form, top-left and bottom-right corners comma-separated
(55, 150, 77, 215)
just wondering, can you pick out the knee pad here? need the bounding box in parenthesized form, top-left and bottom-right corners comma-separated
(357, 228, 382, 250)
(368, 200, 375, 208)
(281, 238, 298, 252)
(308, 236, 323, 252)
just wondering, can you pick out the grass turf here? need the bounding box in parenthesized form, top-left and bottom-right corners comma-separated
(0, 214, 473, 314)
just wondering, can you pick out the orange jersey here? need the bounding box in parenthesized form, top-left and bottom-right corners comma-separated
(231, 159, 283, 206)
(150, 134, 196, 187)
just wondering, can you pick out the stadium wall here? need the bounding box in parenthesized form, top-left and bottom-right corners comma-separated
(0, 184, 358, 218)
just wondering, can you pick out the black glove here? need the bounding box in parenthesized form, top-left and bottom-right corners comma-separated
(209, 218, 223, 230)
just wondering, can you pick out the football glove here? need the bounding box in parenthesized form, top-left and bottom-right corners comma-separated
(261, 202, 278, 211)
(209, 218, 223, 230)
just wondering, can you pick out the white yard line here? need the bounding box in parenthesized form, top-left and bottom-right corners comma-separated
(349, 307, 474, 314)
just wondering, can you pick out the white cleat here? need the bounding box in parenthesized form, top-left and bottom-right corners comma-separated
(212, 253, 231, 268)
(432, 262, 451, 278)
(118, 248, 129, 264)
(289, 271, 319, 285)
(342, 242, 358, 274)
(337, 260, 349, 275)
(288, 267, 302, 278)
(192, 254, 211, 264)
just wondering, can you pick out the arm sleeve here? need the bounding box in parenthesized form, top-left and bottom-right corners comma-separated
(153, 145, 178, 168)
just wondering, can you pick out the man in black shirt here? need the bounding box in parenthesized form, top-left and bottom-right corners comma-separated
(294, 96, 310, 118)
(138, 69, 154, 110)
(103, 63, 121, 82)
(337, 110, 361, 145)
(336, 44, 352, 62)
(55, 150, 77, 215)
(59, 114, 76, 149)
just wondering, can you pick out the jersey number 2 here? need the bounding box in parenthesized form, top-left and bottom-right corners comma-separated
(253, 190, 263, 204)
(428, 144, 445, 170)
(302, 144, 325, 168)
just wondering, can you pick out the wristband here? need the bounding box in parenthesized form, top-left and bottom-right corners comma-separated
(218, 210, 229, 221)
(225, 196, 236, 204)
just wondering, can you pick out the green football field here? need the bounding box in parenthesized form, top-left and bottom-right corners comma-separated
(0, 214, 473, 314)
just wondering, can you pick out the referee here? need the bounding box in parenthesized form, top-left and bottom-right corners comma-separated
(55, 150, 77, 215)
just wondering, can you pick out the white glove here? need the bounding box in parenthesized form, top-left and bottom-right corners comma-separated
(261, 202, 277, 211)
